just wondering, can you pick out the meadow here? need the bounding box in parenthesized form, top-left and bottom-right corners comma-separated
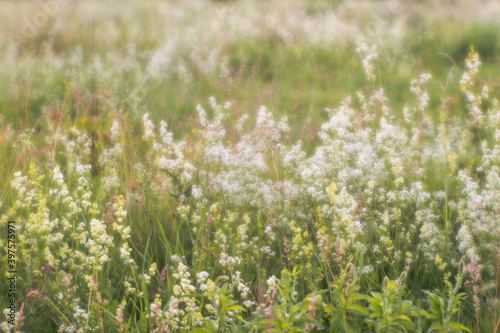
(1, 0, 500, 331)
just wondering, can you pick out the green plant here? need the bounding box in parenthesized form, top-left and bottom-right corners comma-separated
(263, 267, 309, 332)
(320, 263, 369, 332)
(367, 276, 416, 332)
(194, 280, 246, 333)
(423, 263, 470, 332)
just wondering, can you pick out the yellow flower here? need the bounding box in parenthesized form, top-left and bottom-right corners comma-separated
(326, 182, 337, 205)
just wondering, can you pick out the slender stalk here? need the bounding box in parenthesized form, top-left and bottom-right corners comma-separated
(45, 297, 78, 333)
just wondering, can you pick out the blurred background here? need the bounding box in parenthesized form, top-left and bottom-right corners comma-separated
(1, 0, 499, 148)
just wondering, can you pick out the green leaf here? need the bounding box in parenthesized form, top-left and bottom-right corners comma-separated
(448, 322, 471, 332)
(226, 305, 246, 312)
(188, 329, 212, 333)
(324, 304, 334, 314)
(346, 304, 369, 317)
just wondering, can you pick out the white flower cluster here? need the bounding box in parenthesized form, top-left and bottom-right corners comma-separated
(460, 48, 486, 125)
(356, 36, 378, 82)
(410, 72, 432, 112)
(169, 262, 202, 330)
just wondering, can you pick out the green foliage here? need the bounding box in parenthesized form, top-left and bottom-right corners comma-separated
(197, 282, 246, 333)
(423, 264, 470, 333)
(320, 264, 369, 332)
(263, 267, 310, 332)
(367, 276, 416, 332)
